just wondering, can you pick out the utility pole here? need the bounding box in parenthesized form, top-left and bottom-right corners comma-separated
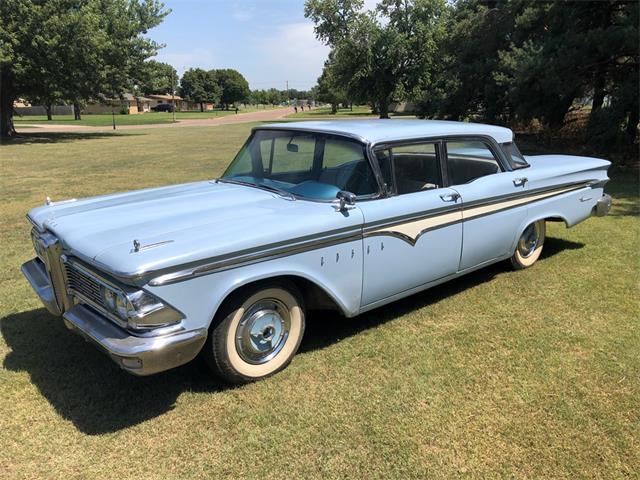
(171, 71, 177, 123)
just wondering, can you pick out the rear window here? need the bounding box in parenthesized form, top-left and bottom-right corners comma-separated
(501, 142, 529, 169)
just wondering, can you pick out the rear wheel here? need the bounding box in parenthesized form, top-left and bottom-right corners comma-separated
(510, 220, 546, 269)
(205, 282, 305, 384)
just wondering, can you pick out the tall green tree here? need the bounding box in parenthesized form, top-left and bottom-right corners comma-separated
(138, 60, 177, 95)
(0, 0, 169, 138)
(315, 55, 348, 113)
(306, 0, 447, 118)
(211, 69, 250, 109)
(180, 68, 222, 111)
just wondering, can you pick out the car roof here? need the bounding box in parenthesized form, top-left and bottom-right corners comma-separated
(261, 119, 513, 145)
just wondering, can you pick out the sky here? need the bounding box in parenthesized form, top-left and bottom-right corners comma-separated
(149, 0, 378, 91)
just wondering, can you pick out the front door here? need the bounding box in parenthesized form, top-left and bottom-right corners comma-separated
(359, 142, 463, 306)
(444, 139, 529, 270)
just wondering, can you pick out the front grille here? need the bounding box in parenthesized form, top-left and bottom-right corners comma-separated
(64, 262, 105, 308)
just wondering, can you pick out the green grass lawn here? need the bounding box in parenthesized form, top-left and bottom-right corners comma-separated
(0, 125, 638, 478)
(13, 106, 278, 127)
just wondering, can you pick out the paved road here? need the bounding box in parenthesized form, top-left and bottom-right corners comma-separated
(15, 107, 294, 133)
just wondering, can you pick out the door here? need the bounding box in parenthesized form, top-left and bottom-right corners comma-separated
(444, 139, 529, 271)
(359, 142, 463, 306)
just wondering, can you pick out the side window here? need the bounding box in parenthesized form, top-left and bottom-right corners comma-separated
(446, 140, 502, 185)
(380, 142, 442, 195)
(320, 138, 377, 196)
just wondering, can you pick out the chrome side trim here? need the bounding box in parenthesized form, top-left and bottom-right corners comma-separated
(150, 181, 590, 285)
(150, 228, 362, 286)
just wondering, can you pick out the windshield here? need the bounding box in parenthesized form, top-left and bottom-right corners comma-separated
(221, 129, 379, 200)
(501, 141, 529, 169)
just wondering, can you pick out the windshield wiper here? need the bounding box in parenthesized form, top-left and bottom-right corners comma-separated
(217, 178, 296, 200)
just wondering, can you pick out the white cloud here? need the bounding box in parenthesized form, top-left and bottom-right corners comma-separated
(249, 22, 329, 90)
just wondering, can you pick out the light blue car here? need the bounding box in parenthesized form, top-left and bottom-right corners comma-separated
(22, 120, 612, 383)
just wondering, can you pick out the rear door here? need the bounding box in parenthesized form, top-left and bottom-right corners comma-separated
(444, 138, 529, 271)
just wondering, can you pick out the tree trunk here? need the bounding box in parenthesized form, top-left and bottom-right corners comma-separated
(45, 104, 52, 121)
(200, 102, 204, 112)
(73, 102, 82, 120)
(0, 71, 16, 139)
(378, 99, 390, 119)
(626, 102, 639, 139)
(591, 69, 606, 112)
(331, 102, 337, 114)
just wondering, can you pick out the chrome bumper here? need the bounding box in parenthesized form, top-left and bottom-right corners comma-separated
(21, 258, 62, 315)
(22, 257, 207, 376)
(63, 304, 207, 376)
(595, 193, 612, 217)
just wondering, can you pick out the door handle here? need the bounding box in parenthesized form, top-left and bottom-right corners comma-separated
(439, 192, 460, 203)
(513, 177, 528, 187)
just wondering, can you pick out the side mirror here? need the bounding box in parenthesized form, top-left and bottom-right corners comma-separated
(336, 190, 356, 211)
(286, 143, 299, 153)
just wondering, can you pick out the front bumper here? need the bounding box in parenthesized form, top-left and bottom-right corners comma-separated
(21, 258, 61, 315)
(22, 257, 207, 375)
(595, 193, 612, 217)
(63, 305, 207, 375)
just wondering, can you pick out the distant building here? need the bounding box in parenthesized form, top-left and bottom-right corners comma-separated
(84, 93, 140, 115)
(13, 99, 74, 116)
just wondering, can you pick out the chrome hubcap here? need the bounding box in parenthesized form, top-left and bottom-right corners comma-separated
(518, 222, 541, 258)
(235, 299, 290, 364)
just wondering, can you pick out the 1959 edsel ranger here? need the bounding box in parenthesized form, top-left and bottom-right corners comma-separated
(22, 120, 612, 383)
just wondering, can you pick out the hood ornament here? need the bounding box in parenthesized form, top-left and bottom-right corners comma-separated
(131, 239, 174, 254)
(44, 196, 77, 207)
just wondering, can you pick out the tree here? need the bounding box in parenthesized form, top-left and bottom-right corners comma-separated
(306, 0, 447, 118)
(0, 0, 169, 138)
(495, 0, 638, 131)
(211, 69, 250, 109)
(138, 60, 177, 96)
(180, 68, 222, 111)
(315, 56, 348, 113)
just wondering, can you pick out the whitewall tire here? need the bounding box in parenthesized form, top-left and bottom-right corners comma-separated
(205, 282, 305, 384)
(510, 220, 546, 269)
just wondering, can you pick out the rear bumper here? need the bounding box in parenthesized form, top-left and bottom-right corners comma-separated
(63, 304, 207, 376)
(595, 193, 612, 217)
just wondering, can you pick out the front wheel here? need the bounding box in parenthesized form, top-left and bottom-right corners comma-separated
(205, 282, 305, 384)
(510, 220, 546, 269)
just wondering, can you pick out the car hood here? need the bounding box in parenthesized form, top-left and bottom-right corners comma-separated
(28, 181, 362, 283)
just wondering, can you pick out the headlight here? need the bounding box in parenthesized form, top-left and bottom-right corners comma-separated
(100, 285, 182, 331)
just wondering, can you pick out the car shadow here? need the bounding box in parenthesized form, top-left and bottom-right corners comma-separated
(1, 236, 583, 435)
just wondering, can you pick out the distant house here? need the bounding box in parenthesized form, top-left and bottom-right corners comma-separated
(84, 93, 140, 115)
(147, 94, 186, 111)
(136, 96, 154, 113)
(146, 94, 214, 112)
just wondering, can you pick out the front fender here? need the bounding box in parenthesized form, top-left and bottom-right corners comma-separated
(144, 238, 364, 332)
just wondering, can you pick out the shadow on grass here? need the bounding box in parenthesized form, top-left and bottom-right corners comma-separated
(1, 236, 582, 435)
(0, 131, 142, 145)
